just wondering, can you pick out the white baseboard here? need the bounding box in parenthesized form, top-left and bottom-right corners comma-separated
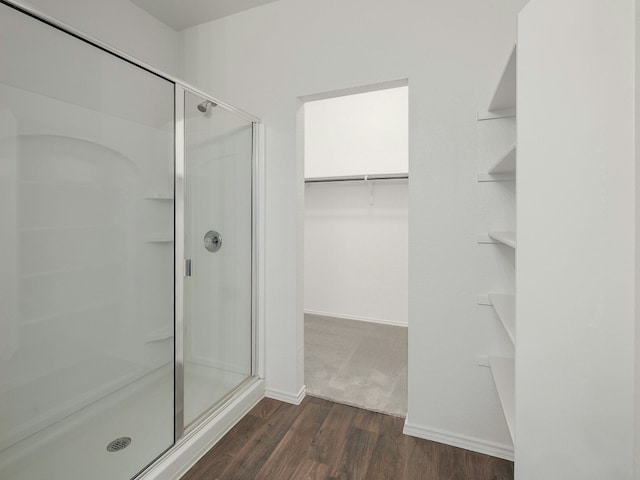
(304, 309, 407, 327)
(139, 378, 265, 480)
(403, 419, 514, 461)
(266, 384, 306, 405)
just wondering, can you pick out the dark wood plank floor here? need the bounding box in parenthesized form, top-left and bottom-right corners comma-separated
(181, 396, 514, 480)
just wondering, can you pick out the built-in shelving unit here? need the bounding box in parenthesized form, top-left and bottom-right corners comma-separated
(488, 356, 515, 441)
(488, 293, 515, 344)
(478, 42, 518, 454)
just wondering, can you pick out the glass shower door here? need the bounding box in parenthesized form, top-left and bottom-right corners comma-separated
(182, 90, 254, 428)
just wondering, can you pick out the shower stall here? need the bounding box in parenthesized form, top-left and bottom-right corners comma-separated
(0, 2, 263, 479)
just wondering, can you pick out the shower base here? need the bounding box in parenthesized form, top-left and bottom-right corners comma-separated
(0, 363, 249, 480)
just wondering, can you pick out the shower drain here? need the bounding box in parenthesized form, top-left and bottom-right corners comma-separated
(106, 437, 132, 452)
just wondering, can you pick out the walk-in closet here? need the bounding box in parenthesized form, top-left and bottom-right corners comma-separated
(302, 84, 408, 417)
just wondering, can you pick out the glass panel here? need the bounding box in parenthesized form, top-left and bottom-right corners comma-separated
(183, 91, 253, 427)
(0, 4, 175, 479)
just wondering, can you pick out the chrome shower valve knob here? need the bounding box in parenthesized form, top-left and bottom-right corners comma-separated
(204, 230, 222, 252)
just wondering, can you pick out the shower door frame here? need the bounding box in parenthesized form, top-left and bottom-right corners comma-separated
(174, 84, 262, 440)
(2, 0, 265, 464)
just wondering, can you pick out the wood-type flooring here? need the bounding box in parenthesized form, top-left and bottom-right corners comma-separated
(181, 396, 514, 480)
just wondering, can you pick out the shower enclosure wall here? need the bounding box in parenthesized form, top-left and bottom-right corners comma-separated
(0, 2, 263, 479)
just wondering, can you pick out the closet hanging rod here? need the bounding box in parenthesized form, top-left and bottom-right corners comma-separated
(304, 173, 409, 184)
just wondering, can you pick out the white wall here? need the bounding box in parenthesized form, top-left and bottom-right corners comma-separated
(304, 88, 408, 326)
(180, 0, 527, 451)
(304, 181, 408, 325)
(517, 1, 635, 478)
(18, 0, 179, 75)
(304, 87, 408, 178)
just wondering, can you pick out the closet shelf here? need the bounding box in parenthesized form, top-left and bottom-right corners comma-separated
(488, 293, 515, 344)
(488, 144, 517, 174)
(478, 143, 517, 182)
(488, 231, 516, 249)
(304, 173, 408, 183)
(478, 44, 517, 120)
(489, 356, 515, 442)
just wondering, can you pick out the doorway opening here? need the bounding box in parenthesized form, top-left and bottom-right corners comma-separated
(300, 81, 409, 416)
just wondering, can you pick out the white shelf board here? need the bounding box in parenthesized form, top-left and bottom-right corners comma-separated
(488, 44, 517, 112)
(144, 233, 174, 243)
(476, 294, 491, 306)
(488, 231, 516, 249)
(488, 293, 515, 344)
(489, 356, 515, 442)
(488, 143, 516, 174)
(477, 108, 516, 121)
(477, 172, 515, 182)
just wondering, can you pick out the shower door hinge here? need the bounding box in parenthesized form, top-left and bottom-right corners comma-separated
(184, 258, 192, 277)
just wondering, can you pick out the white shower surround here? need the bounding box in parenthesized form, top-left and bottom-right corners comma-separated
(0, 2, 267, 479)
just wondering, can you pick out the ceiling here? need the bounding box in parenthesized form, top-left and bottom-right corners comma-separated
(130, 0, 279, 30)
